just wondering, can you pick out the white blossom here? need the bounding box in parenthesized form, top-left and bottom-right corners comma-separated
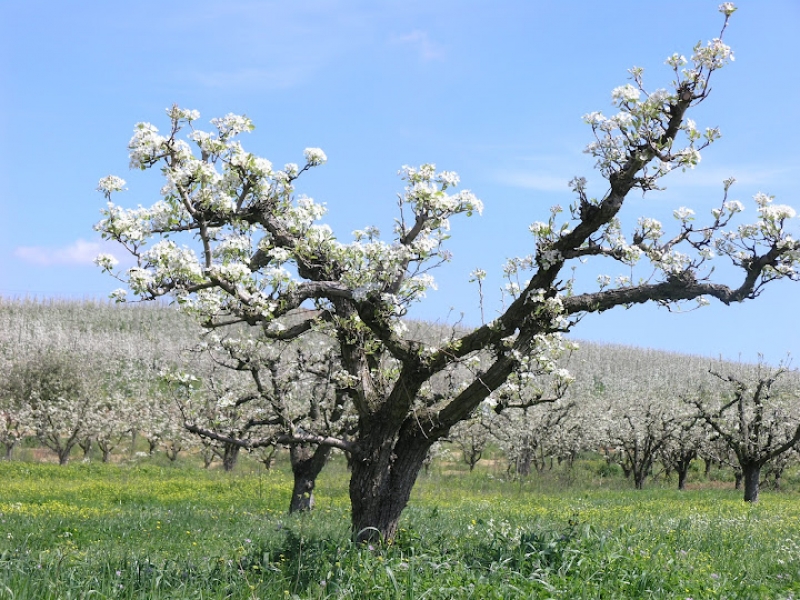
(611, 84, 641, 105)
(723, 200, 744, 214)
(210, 113, 254, 137)
(96, 175, 126, 195)
(469, 268, 487, 282)
(304, 148, 327, 166)
(109, 288, 128, 302)
(167, 106, 200, 121)
(760, 204, 796, 221)
(94, 254, 118, 271)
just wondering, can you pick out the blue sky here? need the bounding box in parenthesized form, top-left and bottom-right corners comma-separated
(1, 1, 798, 364)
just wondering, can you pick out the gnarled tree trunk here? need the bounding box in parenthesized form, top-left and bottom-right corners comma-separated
(349, 423, 432, 543)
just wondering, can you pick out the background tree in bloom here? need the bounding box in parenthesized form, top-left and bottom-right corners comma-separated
(687, 360, 800, 503)
(167, 329, 351, 513)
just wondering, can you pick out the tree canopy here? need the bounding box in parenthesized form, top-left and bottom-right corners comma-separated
(95, 3, 799, 541)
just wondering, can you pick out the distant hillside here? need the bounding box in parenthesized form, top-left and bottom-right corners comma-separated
(0, 297, 761, 393)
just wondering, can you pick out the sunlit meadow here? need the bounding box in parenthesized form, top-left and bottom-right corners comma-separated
(1, 456, 799, 599)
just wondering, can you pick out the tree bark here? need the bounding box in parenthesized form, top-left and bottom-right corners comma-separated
(79, 438, 93, 459)
(677, 464, 689, 491)
(222, 442, 241, 472)
(3, 442, 15, 460)
(97, 440, 114, 463)
(288, 444, 331, 513)
(349, 424, 432, 543)
(633, 469, 647, 490)
(674, 452, 696, 491)
(742, 463, 761, 503)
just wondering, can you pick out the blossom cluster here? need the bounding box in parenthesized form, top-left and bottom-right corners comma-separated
(95, 108, 488, 333)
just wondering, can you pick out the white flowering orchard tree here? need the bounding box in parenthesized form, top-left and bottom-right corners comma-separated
(449, 410, 492, 472)
(687, 361, 800, 503)
(587, 347, 705, 490)
(5, 348, 98, 465)
(166, 331, 351, 512)
(96, 5, 798, 541)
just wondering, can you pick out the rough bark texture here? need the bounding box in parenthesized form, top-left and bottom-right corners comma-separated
(349, 424, 432, 543)
(289, 444, 331, 513)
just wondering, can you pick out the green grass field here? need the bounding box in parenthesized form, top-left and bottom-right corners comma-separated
(0, 457, 798, 599)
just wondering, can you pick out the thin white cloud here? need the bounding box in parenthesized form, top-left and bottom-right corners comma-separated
(392, 30, 444, 61)
(175, 1, 380, 91)
(14, 239, 108, 267)
(495, 158, 799, 196)
(192, 66, 308, 91)
(494, 170, 575, 193)
(659, 162, 797, 191)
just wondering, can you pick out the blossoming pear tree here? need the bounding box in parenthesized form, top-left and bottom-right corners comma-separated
(96, 4, 799, 541)
(687, 360, 800, 503)
(165, 330, 352, 512)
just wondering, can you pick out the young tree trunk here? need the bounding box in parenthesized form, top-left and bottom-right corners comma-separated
(742, 463, 761, 503)
(79, 437, 93, 459)
(462, 447, 482, 472)
(200, 443, 216, 468)
(129, 429, 138, 458)
(96, 440, 114, 463)
(630, 456, 650, 490)
(734, 469, 743, 490)
(773, 468, 783, 491)
(516, 451, 532, 477)
(222, 442, 241, 472)
(165, 443, 181, 462)
(288, 444, 331, 513)
(674, 452, 696, 491)
(258, 446, 277, 470)
(677, 464, 689, 491)
(3, 441, 15, 460)
(349, 425, 432, 544)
